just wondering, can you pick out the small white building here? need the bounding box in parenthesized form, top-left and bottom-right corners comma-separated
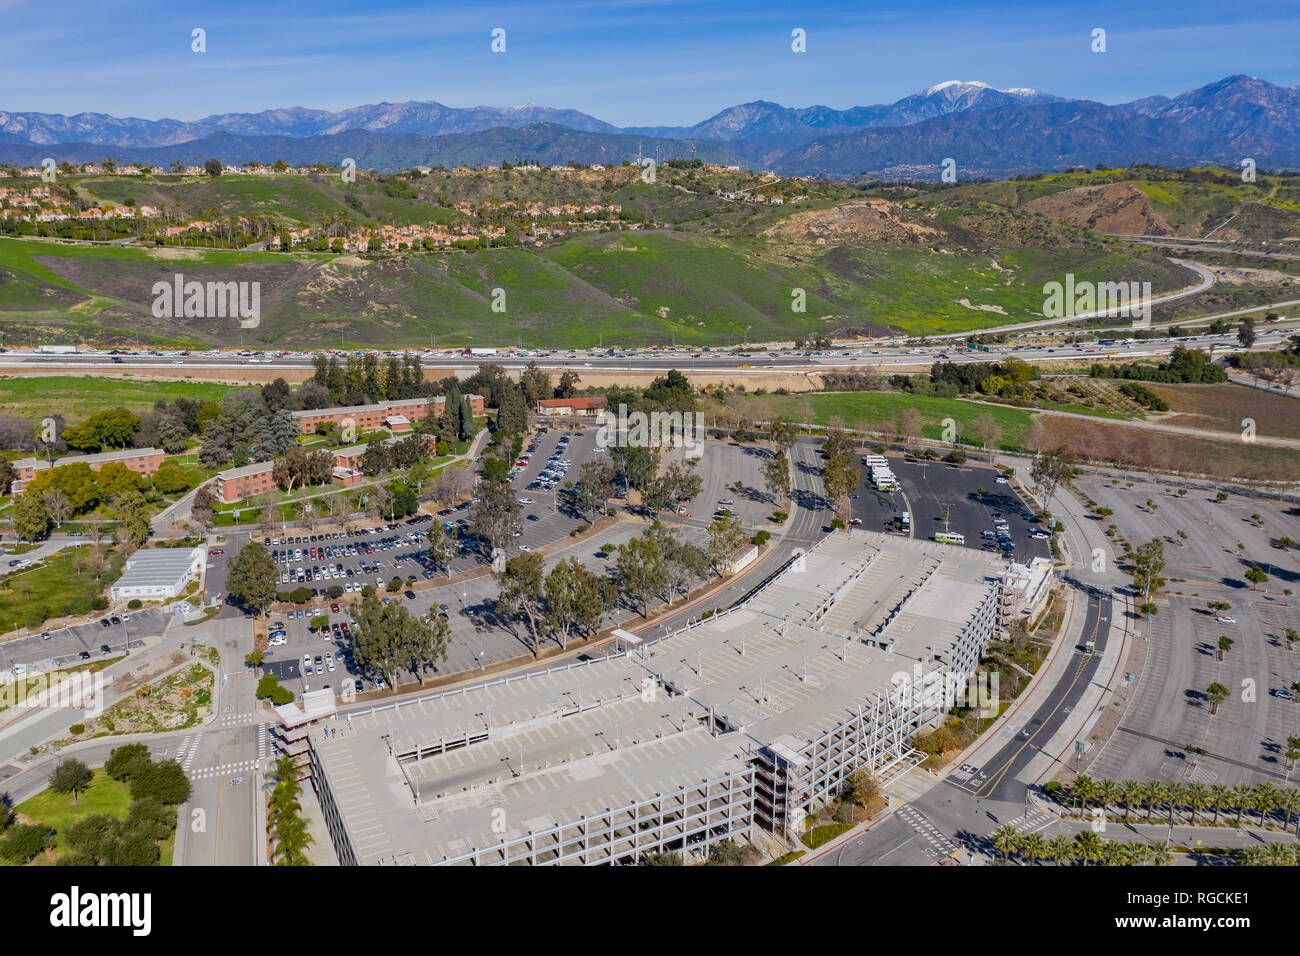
(1002, 557, 1055, 622)
(110, 546, 206, 602)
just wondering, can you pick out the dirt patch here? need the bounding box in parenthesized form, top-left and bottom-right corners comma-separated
(761, 199, 946, 246)
(955, 298, 1007, 314)
(1038, 413, 1300, 482)
(143, 247, 206, 261)
(1023, 183, 1170, 235)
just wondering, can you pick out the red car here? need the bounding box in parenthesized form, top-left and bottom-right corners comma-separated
(331, 603, 340, 613)
(210, 548, 224, 555)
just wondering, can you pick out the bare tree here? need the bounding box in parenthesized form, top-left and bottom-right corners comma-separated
(897, 407, 922, 448)
(970, 413, 1003, 463)
(42, 489, 72, 528)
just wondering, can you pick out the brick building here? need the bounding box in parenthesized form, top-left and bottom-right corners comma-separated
(12, 447, 166, 494)
(214, 461, 276, 503)
(535, 397, 608, 417)
(291, 396, 483, 437)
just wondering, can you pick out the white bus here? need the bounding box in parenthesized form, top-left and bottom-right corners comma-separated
(934, 531, 965, 545)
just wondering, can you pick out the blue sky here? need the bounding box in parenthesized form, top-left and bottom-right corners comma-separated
(4, 0, 1298, 125)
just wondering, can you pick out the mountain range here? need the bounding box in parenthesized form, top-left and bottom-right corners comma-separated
(2, 75, 1297, 179)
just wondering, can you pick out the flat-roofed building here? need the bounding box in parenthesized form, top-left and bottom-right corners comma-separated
(301, 530, 1009, 866)
(331, 466, 363, 488)
(333, 444, 369, 469)
(291, 395, 483, 437)
(214, 460, 275, 503)
(109, 546, 205, 602)
(535, 397, 607, 417)
(12, 447, 166, 494)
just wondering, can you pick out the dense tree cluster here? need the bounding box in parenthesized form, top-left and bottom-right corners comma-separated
(1089, 346, 1227, 384)
(0, 746, 190, 866)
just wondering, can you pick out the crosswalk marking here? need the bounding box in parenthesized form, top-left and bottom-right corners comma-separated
(897, 805, 960, 858)
(179, 734, 199, 771)
(190, 759, 258, 781)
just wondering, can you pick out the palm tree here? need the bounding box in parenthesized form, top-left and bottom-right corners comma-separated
(1252, 782, 1280, 829)
(1149, 841, 1174, 867)
(1073, 774, 1097, 812)
(1277, 787, 1300, 831)
(1231, 783, 1253, 825)
(1207, 783, 1232, 824)
(1184, 781, 1209, 825)
(1124, 841, 1151, 866)
(1141, 780, 1165, 821)
(1266, 842, 1294, 867)
(1073, 830, 1104, 865)
(1020, 831, 1047, 866)
(1100, 840, 1126, 867)
(991, 824, 1022, 863)
(1096, 778, 1120, 818)
(1046, 834, 1075, 866)
(1165, 781, 1186, 825)
(1118, 779, 1140, 821)
(1239, 845, 1269, 867)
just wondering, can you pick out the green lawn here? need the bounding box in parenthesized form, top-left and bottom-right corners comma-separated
(0, 545, 126, 632)
(13, 766, 178, 864)
(744, 392, 1037, 450)
(0, 375, 227, 420)
(15, 768, 130, 853)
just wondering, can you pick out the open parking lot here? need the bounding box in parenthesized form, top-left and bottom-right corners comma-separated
(667, 440, 780, 529)
(1072, 475, 1300, 785)
(0, 608, 160, 677)
(850, 455, 1052, 562)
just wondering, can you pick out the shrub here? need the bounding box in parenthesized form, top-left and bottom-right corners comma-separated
(68, 723, 85, 735)
(130, 759, 192, 805)
(105, 743, 151, 782)
(91, 596, 109, 611)
(127, 599, 143, 609)
(0, 823, 52, 863)
(290, 587, 311, 604)
(771, 511, 788, 524)
(753, 530, 771, 546)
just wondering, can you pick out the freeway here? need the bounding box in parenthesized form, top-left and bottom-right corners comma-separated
(2, 325, 1296, 379)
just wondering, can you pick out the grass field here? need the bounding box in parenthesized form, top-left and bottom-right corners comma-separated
(15, 768, 130, 853)
(0, 174, 1198, 348)
(14, 767, 176, 865)
(0, 375, 226, 420)
(0, 545, 127, 632)
(736, 391, 1036, 449)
